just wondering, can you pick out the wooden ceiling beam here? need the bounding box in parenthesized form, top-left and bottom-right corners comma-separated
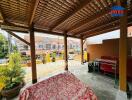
(50, 0, 91, 30)
(2, 21, 28, 28)
(0, 7, 6, 24)
(73, 16, 114, 36)
(0, 24, 80, 39)
(68, 6, 111, 33)
(75, 9, 132, 36)
(83, 21, 132, 39)
(0, 7, 28, 29)
(0, 24, 29, 33)
(83, 26, 118, 39)
(34, 28, 64, 36)
(73, 18, 113, 36)
(82, 14, 132, 37)
(34, 28, 80, 39)
(6, 31, 30, 46)
(80, 20, 119, 36)
(0, 10, 4, 22)
(29, 0, 40, 25)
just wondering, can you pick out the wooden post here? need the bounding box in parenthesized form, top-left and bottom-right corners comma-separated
(64, 34, 68, 70)
(81, 38, 84, 64)
(119, 2, 127, 92)
(30, 23, 37, 83)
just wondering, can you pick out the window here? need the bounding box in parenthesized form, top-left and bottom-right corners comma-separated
(24, 45, 28, 50)
(52, 45, 56, 50)
(46, 44, 51, 50)
(39, 45, 43, 49)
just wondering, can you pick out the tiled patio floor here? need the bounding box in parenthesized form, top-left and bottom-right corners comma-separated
(23, 61, 118, 100)
(23, 60, 81, 83)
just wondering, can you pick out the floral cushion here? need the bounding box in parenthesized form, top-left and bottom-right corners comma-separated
(19, 72, 97, 100)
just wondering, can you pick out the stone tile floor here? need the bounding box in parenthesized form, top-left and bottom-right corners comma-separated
(69, 63, 132, 100)
(69, 63, 117, 100)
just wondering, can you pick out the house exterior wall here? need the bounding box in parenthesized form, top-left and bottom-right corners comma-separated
(87, 37, 132, 61)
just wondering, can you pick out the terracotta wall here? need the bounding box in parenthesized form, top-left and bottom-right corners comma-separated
(87, 37, 132, 61)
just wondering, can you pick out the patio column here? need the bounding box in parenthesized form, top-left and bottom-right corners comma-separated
(81, 38, 84, 64)
(119, 2, 127, 92)
(64, 34, 68, 70)
(30, 23, 37, 83)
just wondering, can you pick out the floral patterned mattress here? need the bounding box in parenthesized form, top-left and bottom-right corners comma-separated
(19, 72, 97, 100)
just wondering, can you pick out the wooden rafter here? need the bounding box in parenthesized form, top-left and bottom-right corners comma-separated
(83, 21, 132, 39)
(50, 0, 91, 30)
(73, 17, 115, 36)
(77, 10, 132, 36)
(1, 24, 80, 39)
(6, 31, 30, 46)
(82, 15, 132, 38)
(29, 0, 40, 25)
(73, 20, 108, 36)
(0, 8, 29, 28)
(34, 28, 80, 39)
(0, 8, 8, 24)
(0, 10, 4, 22)
(68, 7, 111, 33)
(83, 26, 119, 39)
(81, 20, 119, 36)
(1, 24, 29, 33)
(2, 22, 28, 28)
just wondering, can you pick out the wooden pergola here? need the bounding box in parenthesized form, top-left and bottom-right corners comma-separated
(0, 0, 131, 93)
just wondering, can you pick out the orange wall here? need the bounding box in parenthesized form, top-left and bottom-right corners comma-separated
(87, 37, 132, 60)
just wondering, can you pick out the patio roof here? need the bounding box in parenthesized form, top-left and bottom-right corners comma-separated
(0, 0, 132, 39)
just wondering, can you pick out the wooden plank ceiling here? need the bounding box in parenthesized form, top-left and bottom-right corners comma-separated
(0, 0, 132, 39)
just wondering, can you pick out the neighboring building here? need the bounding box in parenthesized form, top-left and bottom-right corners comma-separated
(14, 35, 80, 55)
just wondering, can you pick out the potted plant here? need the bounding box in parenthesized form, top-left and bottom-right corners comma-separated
(0, 52, 25, 99)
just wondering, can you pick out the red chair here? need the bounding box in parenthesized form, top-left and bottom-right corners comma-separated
(100, 56, 132, 82)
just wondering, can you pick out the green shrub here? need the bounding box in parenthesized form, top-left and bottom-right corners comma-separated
(0, 52, 25, 90)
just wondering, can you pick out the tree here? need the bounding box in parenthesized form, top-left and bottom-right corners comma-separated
(0, 33, 8, 59)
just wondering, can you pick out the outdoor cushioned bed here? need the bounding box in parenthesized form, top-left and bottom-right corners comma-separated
(19, 72, 97, 100)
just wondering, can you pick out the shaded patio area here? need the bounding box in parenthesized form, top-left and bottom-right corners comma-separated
(13, 62, 120, 100)
(0, 0, 132, 99)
